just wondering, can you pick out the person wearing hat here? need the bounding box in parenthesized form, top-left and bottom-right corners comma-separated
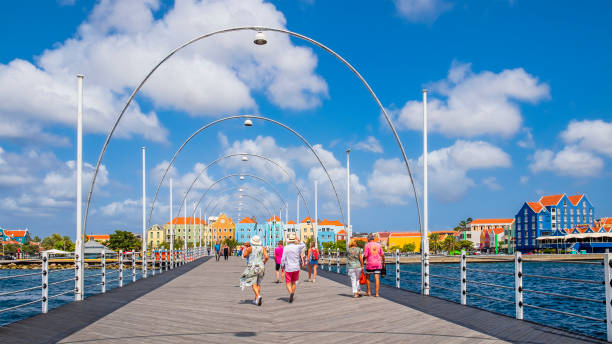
(240, 235, 269, 306)
(280, 233, 305, 303)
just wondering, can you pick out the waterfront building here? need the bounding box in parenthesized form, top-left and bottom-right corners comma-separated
(1, 228, 31, 245)
(86, 234, 110, 243)
(480, 228, 505, 254)
(147, 217, 206, 249)
(376, 232, 392, 250)
(284, 220, 300, 243)
(210, 214, 234, 243)
(263, 216, 284, 248)
(336, 230, 346, 242)
(300, 217, 315, 242)
(236, 217, 258, 243)
(388, 232, 421, 252)
(317, 219, 344, 245)
(147, 224, 166, 249)
(516, 194, 594, 252)
(461, 219, 514, 251)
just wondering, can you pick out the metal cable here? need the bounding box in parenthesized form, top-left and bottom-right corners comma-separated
(522, 273, 604, 285)
(466, 280, 514, 290)
(399, 278, 421, 285)
(467, 292, 514, 304)
(433, 265, 460, 270)
(523, 303, 605, 323)
(429, 273, 460, 282)
(48, 278, 76, 286)
(465, 268, 513, 276)
(522, 288, 604, 304)
(0, 271, 41, 280)
(48, 289, 74, 300)
(0, 298, 42, 314)
(429, 284, 457, 293)
(0, 285, 42, 297)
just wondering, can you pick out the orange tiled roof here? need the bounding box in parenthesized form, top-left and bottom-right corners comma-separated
(2, 229, 28, 237)
(431, 230, 457, 235)
(87, 234, 110, 241)
(319, 219, 344, 226)
(568, 195, 584, 206)
(267, 215, 280, 222)
(1, 240, 20, 245)
(539, 194, 564, 206)
(166, 217, 205, 225)
(301, 217, 314, 224)
(492, 227, 505, 235)
(389, 232, 421, 237)
(469, 219, 515, 225)
(377, 232, 391, 239)
(337, 230, 346, 235)
(287, 220, 297, 224)
(239, 217, 256, 224)
(527, 202, 544, 213)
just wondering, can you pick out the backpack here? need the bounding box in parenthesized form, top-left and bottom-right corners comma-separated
(312, 248, 319, 260)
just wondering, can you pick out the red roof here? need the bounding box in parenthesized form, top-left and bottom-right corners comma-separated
(2, 229, 28, 238)
(377, 232, 391, 239)
(267, 215, 280, 222)
(539, 194, 564, 206)
(431, 230, 458, 235)
(319, 219, 344, 226)
(527, 202, 544, 213)
(239, 217, 256, 224)
(492, 227, 505, 235)
(287, 220, 297, 224)
(470, 219, 515, 225)
(166, 217, 205, 225)
(337, 230, 346, 235)
(1, 240, 20, 245)
(389, 232, 421, 237)
(568, 195, 584, 206)
(87, 234, 110, 241)
(301, 217, 314, 224)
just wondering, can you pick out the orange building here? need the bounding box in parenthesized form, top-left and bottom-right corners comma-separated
(86, 234, 110, 242)
(210, 213, 235, 243)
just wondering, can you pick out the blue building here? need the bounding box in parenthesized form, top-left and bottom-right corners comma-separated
(1, 228, 31, 244)
(317, 219, 344, 246)
(515, 194, 594, 252)
(235, 217, 260, 243)
(263, 216, 284, 248)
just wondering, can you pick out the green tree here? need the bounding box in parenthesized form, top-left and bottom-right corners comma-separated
(458, 240, 473, 251)
(334, 240, 347, 253)
(32, 235, 41, 243)
(401, 243, 416, 253)
(442, 235, 457, 253)
(2, 244, 20, 254)
(390, 245, 400, 253)
(41, 233, 63, 250)
(223, 238, 239, 252)
(107, 230, 141, 252)
(429, 233, 442, 253)
(21, 244, 39, 255)
(355, 240, 366, 249)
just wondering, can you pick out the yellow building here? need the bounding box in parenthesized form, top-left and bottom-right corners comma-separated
(388, 232, 421, 252)
(147, 217, 206, 249)
(147, 225, 166, 249)
(210, 213, 235, 244)
(300, 217, 315, 242)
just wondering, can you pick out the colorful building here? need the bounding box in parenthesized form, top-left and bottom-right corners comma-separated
(516, 194, 594, 252)
(263, 216, 284, 248)
(284, 220, 300, 243)
(1, 229, 31, 245)
(388, 232, 421, 252)
(461, 219, 515, 251)
(210, 213, 234, 243)
(300, 217, 315, 242)
(148, 216, 206, 249)
(317, 219, 344, 245)
(235, 217, 260, 243)
(86, 234, 110, 243)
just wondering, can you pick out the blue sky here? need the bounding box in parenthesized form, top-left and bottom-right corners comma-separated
(0, 0, 610, 239)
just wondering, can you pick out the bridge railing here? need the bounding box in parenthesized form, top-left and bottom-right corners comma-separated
(320, 249, 612, 342)
(0, 246, 208, 327)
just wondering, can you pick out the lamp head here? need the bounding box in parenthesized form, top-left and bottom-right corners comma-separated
(253, 31, 267, 45)
(243, 119, 253, 127)
(242, 156, 248, 161)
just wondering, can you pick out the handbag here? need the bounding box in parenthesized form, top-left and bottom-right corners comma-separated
(381, 263, 387, 277)
(359, 270, 367, 285)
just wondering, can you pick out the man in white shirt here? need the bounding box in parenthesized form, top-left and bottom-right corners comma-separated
(280, 234, 305, 303)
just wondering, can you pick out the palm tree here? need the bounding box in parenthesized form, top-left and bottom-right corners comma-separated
(442, 235, 457, 253)
(429, 233, 442, 253)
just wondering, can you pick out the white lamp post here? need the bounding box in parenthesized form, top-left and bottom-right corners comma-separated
(142, 146, 147, 277)
(422, 89, 430, 296)
(75, 74, 84, 301)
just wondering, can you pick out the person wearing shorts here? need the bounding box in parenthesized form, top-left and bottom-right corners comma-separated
(274, 241, 284, 283)
(364, 234, 385, 297)
(307, 242, 319, 283)
(280, 234, 305, 303)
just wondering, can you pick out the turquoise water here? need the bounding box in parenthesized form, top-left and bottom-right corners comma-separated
(330, 260, 606, 340)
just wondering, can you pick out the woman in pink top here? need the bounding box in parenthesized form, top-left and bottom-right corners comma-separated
(274, 241, 284, 283)
(363, 234, 385, 297)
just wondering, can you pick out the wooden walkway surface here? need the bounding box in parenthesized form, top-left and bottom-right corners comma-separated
(0, 256, 604, 343)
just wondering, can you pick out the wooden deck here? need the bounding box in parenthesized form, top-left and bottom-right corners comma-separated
(0, 256, 604, 343)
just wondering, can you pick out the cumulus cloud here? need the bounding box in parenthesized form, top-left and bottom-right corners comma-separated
(390, 61, 550, 138)
(368, 140, 511, 204)
(0, 0, 328, 142)
(529, 146, 604, 177)
(561, 119, 612, 157)
(353, 136, 383, 153)
(393, 0, 453, 23)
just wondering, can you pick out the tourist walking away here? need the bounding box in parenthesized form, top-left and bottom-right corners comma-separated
(307, 242, 319, 283)
(364, 234, 385, 297)
(281, 234, 305, 303)
(274, 241, 284, 283)
(240, 235, 269, 306)
(347, 241, 364, 298)
(214, 242, 221, 261)
(207, 246, 211, 256)
(243, 242, 251, 265)
(223, 244, 229, 260)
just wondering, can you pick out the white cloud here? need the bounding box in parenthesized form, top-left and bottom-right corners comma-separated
(368, 140, 511, 204)
(561, 119, 612, 157)
(353, 136, 383, 153)
(483, 176, 502, 190)
(393, 0, 452, 23)
(517, 127, 535, 148)
(391, 61, 550, 138)
(529, 146, 604, 177)
(519, 176, 529, 184)
(0, 0, 328, 142)
(100, 198, 139, 217)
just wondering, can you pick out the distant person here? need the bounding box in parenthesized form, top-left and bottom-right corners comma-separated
(214, 242, 221, 261)
(364, 234, 385, 297)
(240, 235, 269, 306)
(281, 234, 305, 303)
(307, 242, 319, 283)
(274, 241, 284, 283)
(223, 244, 229, 260)
(243, 242, 251, 265)
(347, 241, 364, 298)
(207, 246, 211, 256)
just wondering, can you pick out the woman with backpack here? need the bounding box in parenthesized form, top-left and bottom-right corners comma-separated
(307, 242, 319, 283)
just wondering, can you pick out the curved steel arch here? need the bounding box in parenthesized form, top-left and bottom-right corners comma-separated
(209, 193, 273, 223)
(84, 26, 421, 237)
(203, 185, 283, 220)
(164, 152, 310, 227)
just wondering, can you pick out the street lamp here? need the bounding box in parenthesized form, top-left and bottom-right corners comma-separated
(243, 119, 253, 126)
(242, 156, 248, 161)
(253, 31, 267, 45)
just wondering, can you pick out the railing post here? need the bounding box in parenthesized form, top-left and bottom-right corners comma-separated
(336, 248, 340, 273)
(151, 251, 156, 276)
(514, 251, 523, 320)
(460, 249, 466, 305)
(101, 252, 106, 293)
(166, 250, 170, 271)
(131, 250, 136, 283)
(119, 250, 124, 287)
(328, 249, 331, 271)
(604, 253, 612, 342)
(143, 248, 147, 279)
(395, 249, 400, 288)
(422, 250, 430, 296)
(41, 252, 48, 313)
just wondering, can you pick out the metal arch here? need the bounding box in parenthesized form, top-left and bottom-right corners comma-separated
(165, 152, 310, 227)
(209, 193, 273, 223)
(84, 26, 421, 236)
(146, 115, 334, 228)
(203, 185, 282, 220)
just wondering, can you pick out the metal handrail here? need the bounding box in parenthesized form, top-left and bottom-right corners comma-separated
(465, 268, 513, 276)
(430, 284, 456, 293)
(466, 292, 514, 304)
(48, 278, 76, 287)
(0, 298, 43, 314)
(429, 273, 459, 282)
(0, 271, 41, 280)
(399, 278, 421, 285)
(523, 303, 606, 323)
(0, 285, 42, 297)
(48, 289, 74, 300)
(465, 279, 514, 290)
(522, 288, 604, 304)
(522, 273, 604, 285)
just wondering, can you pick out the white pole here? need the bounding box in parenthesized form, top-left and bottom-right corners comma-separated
(297, 194, 300, 224)
(184, 197, 187, 263)
(170, 178, 174, 268)
(346, 148, 351, 252)
(75, 74, 84, 301)
(193, 201, 197, 252)
(141, 146, 147, 278)
(199, 208, 202, 251)
(422, 89, 430, 295)
(315, 180, 318, 247)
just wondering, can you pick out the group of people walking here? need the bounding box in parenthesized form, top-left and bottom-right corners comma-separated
(239, 232, 385, 306)
(214, 242, 230, 261)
